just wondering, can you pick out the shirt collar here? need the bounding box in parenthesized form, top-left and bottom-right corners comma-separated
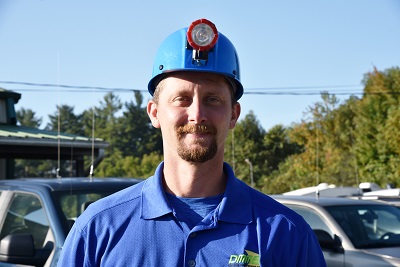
(141, 162, 253, 225)
(217, 162, 253, 224)
(141, 162, 172, 219)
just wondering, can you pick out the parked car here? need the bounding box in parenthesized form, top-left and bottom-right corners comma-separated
(351, 195, 400, 210)
(0, 178, 142, 267)
(273, 195, 400, 267)
(339, 188, 400, 209)
(364, 188, 400, 197)
(283, 182, 382, 197)
(362, 189, 400, 208)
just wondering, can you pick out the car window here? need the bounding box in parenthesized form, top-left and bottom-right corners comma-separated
(287, 204, 333, 236)
(58, 192, 112, 224)
(359, 208, 400, 237)
(326, 205, 400, 248)
(0, 192, 50, 249)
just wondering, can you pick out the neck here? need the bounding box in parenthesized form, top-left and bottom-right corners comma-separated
(162, 156, 226, 198)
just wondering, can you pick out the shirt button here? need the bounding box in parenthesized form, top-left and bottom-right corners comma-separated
(188, 260, 196, 267)
(189, 232, 197, 238)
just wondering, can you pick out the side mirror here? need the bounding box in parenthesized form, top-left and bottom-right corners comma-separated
(0, 234, 52, 266)
(313, 229, 344, 254)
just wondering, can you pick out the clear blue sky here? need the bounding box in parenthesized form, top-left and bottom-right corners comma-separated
(1, 0, 399, 131)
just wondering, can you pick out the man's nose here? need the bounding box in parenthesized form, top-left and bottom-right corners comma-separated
(187, 99, 206, 124)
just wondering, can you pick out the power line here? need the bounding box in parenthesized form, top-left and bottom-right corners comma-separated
(245, 91, 364, 96)
(9, 88, 139, 93)
(0, 81, 143, 92)
(244, 85, 362, 91)
(0, 80, 369, 96)
(12, 88, 365, 95)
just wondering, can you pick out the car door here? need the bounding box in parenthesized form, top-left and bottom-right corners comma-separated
(0, 191, 54, 266)
(286, 204, 345, 267)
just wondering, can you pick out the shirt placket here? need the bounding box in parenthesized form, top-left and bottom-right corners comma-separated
(183, 209, 219, 267)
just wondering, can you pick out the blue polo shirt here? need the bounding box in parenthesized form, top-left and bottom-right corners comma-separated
(58, 162, 326, 267)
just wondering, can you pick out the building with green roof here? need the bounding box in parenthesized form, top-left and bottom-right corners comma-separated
(0, 88, 108, 179)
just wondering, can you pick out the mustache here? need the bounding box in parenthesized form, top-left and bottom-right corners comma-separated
(176, 124, 217, 135)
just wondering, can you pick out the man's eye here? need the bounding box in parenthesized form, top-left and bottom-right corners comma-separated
(206, 97, 222, 103)
(173, 96, 191, 105)
(174, 96, 189, 101)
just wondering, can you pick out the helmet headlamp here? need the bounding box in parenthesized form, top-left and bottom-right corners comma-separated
(187, 18, 218, 51)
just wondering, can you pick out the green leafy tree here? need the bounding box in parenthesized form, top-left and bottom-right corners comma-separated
(94, 148, 125, 177)
(268, 67, 400, 192)
(82, 92, 163, 177)
(121, 152, 164, 178)
(268, 92, 355, 192)
(80, 93, 123, 176)
(354, 67, 400, 186)
(116, 91, 162, 157)
(16, 108, 42, 128)
(263, 124, 301, 172)
(225, 111, 267, 188)
(94, 151, 162, 178)
(46, 104, 83, 135)
(81, 92, 122, 145)
(263, 156, 301, 194)
(260, 125, 302, 194)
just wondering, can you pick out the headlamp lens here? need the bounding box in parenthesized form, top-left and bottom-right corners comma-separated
(187, 19, 218, 51)
(192, 24, 215, 46)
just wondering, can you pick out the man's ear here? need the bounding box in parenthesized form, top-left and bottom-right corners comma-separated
(147, 100, 161, 128)
(230, 103, 241, 129)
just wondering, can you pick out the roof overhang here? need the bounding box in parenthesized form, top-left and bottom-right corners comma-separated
(0, 125, 108, 160)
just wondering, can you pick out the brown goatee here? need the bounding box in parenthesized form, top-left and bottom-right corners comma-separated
(175, 124, 218, 163)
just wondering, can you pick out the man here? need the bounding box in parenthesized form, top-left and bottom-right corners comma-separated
(58, 19, 326, 266)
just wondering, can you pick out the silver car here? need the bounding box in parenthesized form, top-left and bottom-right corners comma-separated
(273, 195, 400, 267)
(0, 178, 141, 267)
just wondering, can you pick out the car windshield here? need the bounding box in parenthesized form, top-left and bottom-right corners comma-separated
(326, 204, 400, 249)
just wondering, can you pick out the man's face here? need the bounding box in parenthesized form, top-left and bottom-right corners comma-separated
(148, 72, 240, 163)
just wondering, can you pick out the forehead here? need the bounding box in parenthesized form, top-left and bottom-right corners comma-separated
(160, 72, 230, 92)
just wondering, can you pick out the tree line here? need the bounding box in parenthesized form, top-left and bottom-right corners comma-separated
(16, 67, 400, 194)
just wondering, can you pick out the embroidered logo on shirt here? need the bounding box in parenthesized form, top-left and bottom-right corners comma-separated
(228, 250, 260, 267)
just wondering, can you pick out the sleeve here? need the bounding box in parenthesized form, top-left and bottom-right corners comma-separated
(57, 222, 89, 267)
(295, 228, 327, 267)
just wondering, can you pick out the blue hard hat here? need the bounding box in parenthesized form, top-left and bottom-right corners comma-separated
(148, 19, 244, 100)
